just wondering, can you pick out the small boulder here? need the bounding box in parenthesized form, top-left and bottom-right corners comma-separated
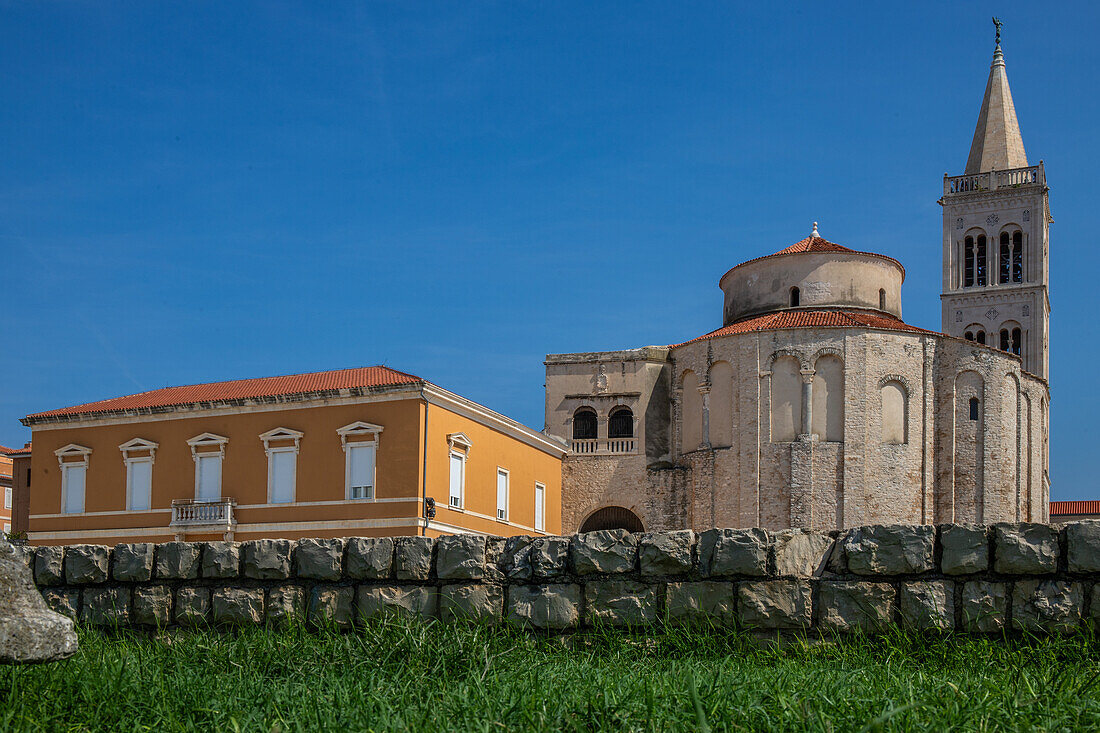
(0, 535, 79, 663)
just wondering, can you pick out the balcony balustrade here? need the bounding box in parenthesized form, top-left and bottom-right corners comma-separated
(570, 438, 636, 455)
(943, 164, 1043, 196)
(170, 498, 236, 538)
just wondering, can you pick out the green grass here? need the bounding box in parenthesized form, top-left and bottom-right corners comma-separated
(3, 622, 1100, 731)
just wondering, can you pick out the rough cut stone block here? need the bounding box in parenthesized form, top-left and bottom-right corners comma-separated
(357, 585, 439, 621)
(961, 581, 1007, 632)
(295, 538, 345, 581)
(585, 580, 658, 626)
(1065, 522, 1100, 573)
(81, 587, 131, 626)
(1011, 580, 1082, 633)
(773, 531, 833, 577)
(112, 543, 154, 581)
(40, 588, 80, 619)
(155, 542, 202, 580)
(213, 587, 265, 626)
(666, 581, 736, 625)
(394, 537, 434, 581)
(132, 586, 172, 627)
(65, 545, 109, 584)
(843, 525, 934, 576)
(484, 537, 507, 582)
(436, 535, 486, 580)
(699, 528, 769, 577)
(498, 536, 536, 581)
(308, 586, 354, 629)
(0, 536, 78, 663)
(506, 584, 581, 629)
(440, 584, 501, 623)
(531, 537, 569, 578)
(34, 546, 65, 586)
(202, 542, 240, 579)
(900, 581, 954, 630)
(940, 525, 989, 575)
(346, 537, 394, 580)
(571, 530, 638, 575)
(639, 531, 694, 576)
(242, 539, 293, 580)
(993, 523, 1058, 575)
(175, 587, 210, 626)
(738, 579, 811, 629)
(266, 585, 305, 625)
(818, 582, 895, 632)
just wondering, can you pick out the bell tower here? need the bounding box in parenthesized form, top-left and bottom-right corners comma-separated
(940, 20, 1051, 380)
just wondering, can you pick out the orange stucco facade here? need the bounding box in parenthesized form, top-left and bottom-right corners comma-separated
(23, 386, 564, 544)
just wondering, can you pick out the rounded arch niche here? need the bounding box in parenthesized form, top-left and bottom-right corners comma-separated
(579, 506, 644, 533)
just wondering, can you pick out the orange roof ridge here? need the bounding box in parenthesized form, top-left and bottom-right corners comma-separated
(1050, 500, 1100, 515)
(672, 309, 936, 347)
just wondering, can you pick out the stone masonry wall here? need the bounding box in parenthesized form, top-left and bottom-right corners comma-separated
(14, 522, 1100, 634)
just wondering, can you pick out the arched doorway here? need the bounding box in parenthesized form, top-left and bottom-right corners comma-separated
(579, 506, 644, 533)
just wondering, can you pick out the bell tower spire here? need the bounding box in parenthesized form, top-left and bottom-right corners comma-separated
(965, 18, 1028, 174)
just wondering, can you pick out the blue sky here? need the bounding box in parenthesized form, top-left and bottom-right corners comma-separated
(1, 2, 1096, 500)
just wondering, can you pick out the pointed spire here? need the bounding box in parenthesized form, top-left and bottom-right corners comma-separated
(964, 19, 1028, 174)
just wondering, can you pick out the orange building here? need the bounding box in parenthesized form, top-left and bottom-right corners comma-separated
(0, 446, 13, 535)
(20, 367, 564, 545)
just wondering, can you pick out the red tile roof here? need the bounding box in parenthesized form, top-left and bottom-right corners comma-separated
(0, 445, 15, 454)
(728, 236, 905, 277)
(25, 366, 423, 421)
(1050, 500, 1100, 517)
(674, 309, 936, 347)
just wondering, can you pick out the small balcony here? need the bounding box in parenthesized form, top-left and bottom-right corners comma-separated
(570, 438, 636, 455)
(170, 498, 236, 539)
(943, 164, 1044, 197)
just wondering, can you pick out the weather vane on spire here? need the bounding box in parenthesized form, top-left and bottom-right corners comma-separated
(993, 16, 1003, 46)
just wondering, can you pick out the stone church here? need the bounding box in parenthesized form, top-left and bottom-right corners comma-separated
(545, 34, 1052, 533)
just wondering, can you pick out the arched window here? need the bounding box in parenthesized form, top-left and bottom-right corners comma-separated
(999, 232, 1011, 284)
(964, 236, 975, 287)
(789, 286, 800, 307)
(880, 381, 908, 444)
(812, 355, 844, 442)
(572, 408, 597, 440)
(879, 288, 886, 311)
(999, 329, 1010, 351)
(608, 407, 634, 439)
(976, 331, 986, 345)
(964, 331, 975, 341)
(969, 397, 979, 421)
(579, 506, 644, 533)
(770, 356, 802, 442)
(1011, 327, 1022, 356)
(975, 235, 987, 286)
(1012, 231, 1023, 282)
(681, 371, 702, 452)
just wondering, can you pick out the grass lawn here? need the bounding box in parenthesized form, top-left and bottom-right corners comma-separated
(2, 622, 1100, 731)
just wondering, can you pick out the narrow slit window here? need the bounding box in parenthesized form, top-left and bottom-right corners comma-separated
(975, 235, 987, 286)
(448, 451, 465, 508)
(789, 286, 800, 307)
(496, 469, 509, 521)
(879, 288, 886, 310)
(963, 237, 975, 287)
(1000, 329, 1010, 351)
(534, 483, 545, 532)
(1011, 327, 1022, 356)
(999, 232, 1010, 284)
(969, 397, 980, 421)
(1012, 232, 1023, 282)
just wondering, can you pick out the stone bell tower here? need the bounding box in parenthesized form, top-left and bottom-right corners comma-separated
(940, 20, 1051, 381)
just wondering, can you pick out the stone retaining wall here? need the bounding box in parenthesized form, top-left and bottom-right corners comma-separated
(16, 522, 1100, 633)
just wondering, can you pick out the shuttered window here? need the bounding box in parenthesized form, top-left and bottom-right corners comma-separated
(63, 464, 86, 514)
(496, 469, 508, 521)
(534, 483, 545, 531)
(449, 452, 464, 508)
(127, 459, 153, 511)
(347, 444, 375, 500)
(269, 450, 296, 504)
(196, 455, 222, 501)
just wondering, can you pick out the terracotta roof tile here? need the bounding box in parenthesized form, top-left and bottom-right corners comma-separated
(1050, 500, 1100, 516)
(26, 366, 423, 421)
(0, 445, 15, 454)
(674, 309, 936, 347)
(729, 236, 905, 276)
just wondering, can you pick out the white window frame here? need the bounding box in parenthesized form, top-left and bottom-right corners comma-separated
(496, 467, 509, 522)
(119, 438, 158, 512)
(4, 486, 12, 510)
(187, 433, 228, 502)
(448, 450, 466, 509)
(55, 444, 92, 515)
(534, 482, 546, 532)
(259, 427, 303, 505)
(338, 422, 383, 501)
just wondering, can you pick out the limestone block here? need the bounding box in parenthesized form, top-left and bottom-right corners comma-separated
(65, 545, 109, 584)
(155, 542, 202, 580)
(346, 537, 394, 580)
(213, 587, 265, 626)
(699, 528, 769, 577)
(436, 535, 486, 580)
(571, 530, 638, 575)
(993, 523, 1058, 575)
(639, 531, 694, 576)
(439, 584, 501, 624)
(40, 589, 80, 620)
(585, 580, 658, 626)
(505, 584, 581, 629)
(394, 537, 434, 581)
(175, 587, 210, 626)
(0, 536, 78, 663)
(773, 530, 833, 577)
(295, 538, 345, 581)
(940, 525, 989, 575)
(309, 586, 354, 629)
(34, 546, 65, 586)
(1065, 521, 1100, 573)
(132, 586, 172, 627)
(498, 536, 536, 581)
(961, 581, 1007, 632)
(738, 579, 811, 629)
(81, 587, 131, 626)
(842, 525, 934, 576)
(112, 543, 154, 582)
(666, 581, 736, 625)
(818, 582, 895, 632)
(241, 539, 293, 580)
(484, 537, 507, 582)
(202, 542, 240, 579)
(531, 537, 569, 579)
(899, 581, 954, 630)
(1011, 580, 1082, 633)
(357, 585, 439, 621)
(266, 585, 305, 625)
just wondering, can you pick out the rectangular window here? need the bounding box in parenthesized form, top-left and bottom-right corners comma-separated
(449, 451, 464, 508)
(4, 486, 11, 510)
(534, 483, 545, 532)
(496, 468, 509, 521)
(62, 464, 86, 514)
(126, 459, 153, 511)
(268, 449, 296, 504)
(347, 444, 376, 500)
(195, 454, 222, 501)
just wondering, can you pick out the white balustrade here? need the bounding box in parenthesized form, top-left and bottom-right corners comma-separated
(171, 498, 235, 528)
(607, 438, 635, 454)
(944, 165, 1042, 196)
(570, 438, 636, 455)
(571, 439, 598, 454)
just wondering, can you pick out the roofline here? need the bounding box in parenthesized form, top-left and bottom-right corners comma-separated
(670, 310, 938, 348)
(718, 247, 906, 289)
(421, 384, 567, 458)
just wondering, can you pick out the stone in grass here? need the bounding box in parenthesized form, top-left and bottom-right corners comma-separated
(842, 525, 934, 576)
(961, 581, 1007, 632)
(939, 525, 989, 575)
(738, 580, 811, 629)
(571, 530, 638, 575)
(899, 581, 954, 630)
(112, 543, 154, 582)
(175, 587, 211, 626)
(436, 535, 486, 580)
(699, 528, 769, 577)
(202, 542, 240, 579)
(155, 542, 202, 580)
(0, 535, 78, 663)
(132, 586, 173, 627)
(266, 585, 306, 626)
(818, 582, 895, 633)
(1011, 580, 1082, 633)
(64, 544, 109, 584)
(309, 586, 355, 629)
(993, 523, 1058, 575)
(639, 531, 695, 576)
(1091, 586, 1100, 629)
(666, 582, 736, 626)
(357, 586, 439, 621)
(34, 546, 65, 586)
(295, 538, 345, 581)
(242, 539, 294, 580)
(394, 537, 434, 581)
(505, 584, 581, 630)
(213, 587, 265, 626)
(81, 587, 131, 626)
(585, 581, 658, 627)
(439, 584, 500, 624)
(773, 530, 833, 577)
(346, 538, 394, 580)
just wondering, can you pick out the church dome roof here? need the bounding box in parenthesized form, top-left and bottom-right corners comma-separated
(724, 233, 905, 279)
(673, 309, 936, 348)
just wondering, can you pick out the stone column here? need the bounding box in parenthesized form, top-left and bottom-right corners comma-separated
(699, 385, 712, 449)
(799, 370, 815, 437)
